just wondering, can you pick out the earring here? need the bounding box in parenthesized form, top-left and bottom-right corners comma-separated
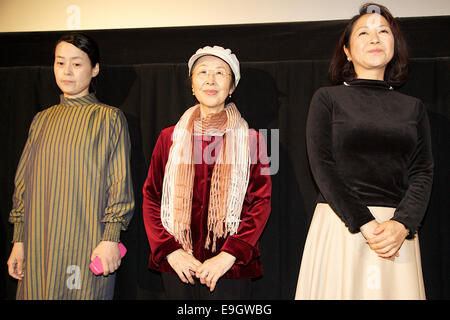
(192, 88, 195, 96)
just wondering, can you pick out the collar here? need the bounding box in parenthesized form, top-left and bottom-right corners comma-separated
(60, 93, 98, 107)
(344, 78, 393, 90)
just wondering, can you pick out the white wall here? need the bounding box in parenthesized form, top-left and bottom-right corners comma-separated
(1, 0, 449, 32)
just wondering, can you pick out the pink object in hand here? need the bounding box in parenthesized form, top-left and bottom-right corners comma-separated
(89, 242, 127, 275)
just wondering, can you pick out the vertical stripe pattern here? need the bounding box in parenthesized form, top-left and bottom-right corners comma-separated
(9, 93, 134, 300)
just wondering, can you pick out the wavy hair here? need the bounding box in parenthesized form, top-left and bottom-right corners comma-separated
(328, 3, 409, 88)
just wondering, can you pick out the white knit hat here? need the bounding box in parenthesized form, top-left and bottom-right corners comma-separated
(188, 45, 241, 86)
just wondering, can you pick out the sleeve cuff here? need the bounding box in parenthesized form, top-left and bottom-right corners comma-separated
(220, 236, 257, 266)
(352, 215, 377, 234)
(101, 222, 122, 242)
(153, 237, 183, 266)
(391, 217, 415, 239)
(12, 222, 24, 243)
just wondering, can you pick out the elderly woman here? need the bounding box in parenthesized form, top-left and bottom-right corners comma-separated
(295, 3, 433, 299)
(7, 32, 134, 299)
(143, 46, 271, 299)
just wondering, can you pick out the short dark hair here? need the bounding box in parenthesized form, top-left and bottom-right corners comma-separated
(328, 3, 409, 88)
(55, 32, 100, 93)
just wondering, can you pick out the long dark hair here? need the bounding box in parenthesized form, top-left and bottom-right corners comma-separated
(55, 32, 100, 93)
(328, 3, 409, 88)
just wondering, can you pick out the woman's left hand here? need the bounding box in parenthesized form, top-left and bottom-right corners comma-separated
(196, 252, 236, 292)
(366, 220, 409, 259)
(90, 241, 121, 276)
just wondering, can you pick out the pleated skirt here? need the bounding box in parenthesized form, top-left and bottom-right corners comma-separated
(295, 203, 425, 300)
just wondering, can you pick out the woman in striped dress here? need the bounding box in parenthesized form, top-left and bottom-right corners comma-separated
(6, 33, 134, 300)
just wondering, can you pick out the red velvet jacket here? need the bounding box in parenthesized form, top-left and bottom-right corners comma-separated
(143, 126, 271, 278)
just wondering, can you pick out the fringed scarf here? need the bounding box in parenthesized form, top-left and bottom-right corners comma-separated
(161, 103, 250, 252)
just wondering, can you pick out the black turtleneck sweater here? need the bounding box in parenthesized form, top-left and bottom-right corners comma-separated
(306, 79, 433, 238)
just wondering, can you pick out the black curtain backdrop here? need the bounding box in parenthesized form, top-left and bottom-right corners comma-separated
(0, 16, 449, 300)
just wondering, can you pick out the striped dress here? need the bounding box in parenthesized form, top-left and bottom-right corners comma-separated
(9, 93, 135, 300)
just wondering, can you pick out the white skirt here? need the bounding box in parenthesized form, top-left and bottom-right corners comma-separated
(295, 203, 425, 300)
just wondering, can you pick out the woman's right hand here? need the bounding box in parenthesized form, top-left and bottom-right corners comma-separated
(166, 249, 202, 284)
(7, 242, 25, 280)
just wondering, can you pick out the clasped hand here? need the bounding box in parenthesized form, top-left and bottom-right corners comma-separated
(166, 249, 236, 292)
(360, 219, 408, 260)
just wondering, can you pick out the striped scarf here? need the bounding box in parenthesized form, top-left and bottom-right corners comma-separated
(161, 103, 250, 252)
